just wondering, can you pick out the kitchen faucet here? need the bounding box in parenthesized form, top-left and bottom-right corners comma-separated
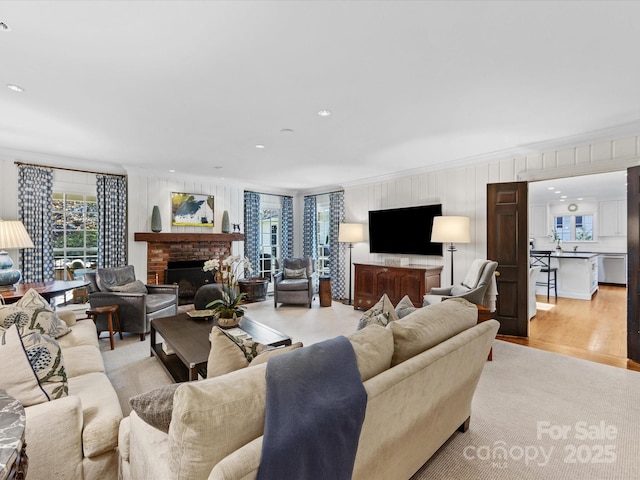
(573, 246, 578, 252)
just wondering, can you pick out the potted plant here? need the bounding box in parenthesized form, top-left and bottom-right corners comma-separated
(205, 255, 253, 327)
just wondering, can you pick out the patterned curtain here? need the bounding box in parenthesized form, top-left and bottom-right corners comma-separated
(329, 191, 346, 299)
(18, 165, 54, 283)
(303, 195, 318, 292)
(280, 196, 294, 260)
(244, 191, 261, 276)
(96, 174, 127, 268)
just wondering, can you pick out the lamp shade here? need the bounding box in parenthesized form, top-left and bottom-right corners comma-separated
(0, 220, 35, 250)
(338, 223, 365, 243)
(431, 216, 471, 243)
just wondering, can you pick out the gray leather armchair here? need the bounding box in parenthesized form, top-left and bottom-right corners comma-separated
(86, 265, 178, 341)
(423, 260, 498, 308)
(273, 257, 315, 308)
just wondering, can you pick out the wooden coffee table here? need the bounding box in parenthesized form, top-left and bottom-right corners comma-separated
(150, 313, 292, 382)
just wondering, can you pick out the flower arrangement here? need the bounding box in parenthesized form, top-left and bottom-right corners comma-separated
(204, 255, 253, 321)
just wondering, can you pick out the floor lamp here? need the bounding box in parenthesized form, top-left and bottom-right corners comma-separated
(339, 223, 365, 305)
(431, 216, 470, 285)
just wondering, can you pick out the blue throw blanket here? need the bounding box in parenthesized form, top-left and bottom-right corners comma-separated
(257, 336, 367, 480)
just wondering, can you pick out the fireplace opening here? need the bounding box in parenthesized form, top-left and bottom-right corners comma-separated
(165, 260, 212, 305)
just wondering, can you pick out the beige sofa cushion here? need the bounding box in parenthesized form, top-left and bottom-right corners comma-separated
(387, 297, 477, 366)
(68, 372, 123, 457)
(170, 365, 269, 479)
(63, 345, 106, 377)
(347, 324, 394, 381)
(58, 320, 99, 350)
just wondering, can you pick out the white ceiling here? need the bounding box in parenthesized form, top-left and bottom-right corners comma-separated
(2, 1, 640, 193)
(528, 170, 628, 205)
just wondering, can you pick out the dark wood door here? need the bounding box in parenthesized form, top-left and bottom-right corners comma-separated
(487, 181, 529, 336)
(627, 166, 640, 362)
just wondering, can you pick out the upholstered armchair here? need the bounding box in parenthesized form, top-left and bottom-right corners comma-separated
(86, 265, 178, 340)
(273, 257, 315, 308)
(423, 259, 498, 309)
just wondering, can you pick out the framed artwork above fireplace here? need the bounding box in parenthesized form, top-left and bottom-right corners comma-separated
(171, 192, 214, 227)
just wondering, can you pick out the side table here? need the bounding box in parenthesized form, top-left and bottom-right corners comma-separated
(0, 390, 27, 480)
(477, 305, 493, 361)
(319, 276, 332, 307)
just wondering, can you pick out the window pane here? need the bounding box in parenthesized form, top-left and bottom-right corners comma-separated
(575, 214, 594, 241)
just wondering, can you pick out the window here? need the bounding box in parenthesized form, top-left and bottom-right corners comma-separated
(317, 200, 330, 276)
(259, 207, 280, 281)
(553, 214, 594, 241)
(52, 192, 98, 275)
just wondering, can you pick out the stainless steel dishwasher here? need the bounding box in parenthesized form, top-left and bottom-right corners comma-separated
(597, 254, 627, 285)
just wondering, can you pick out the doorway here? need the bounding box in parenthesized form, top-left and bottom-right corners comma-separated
(527, 172, 627, 358)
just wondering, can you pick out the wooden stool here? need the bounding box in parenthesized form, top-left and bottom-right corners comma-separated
(86, 305, 123, 350)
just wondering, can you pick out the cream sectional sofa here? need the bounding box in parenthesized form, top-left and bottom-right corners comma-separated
(24, 311, 123, 480)
(119, 298, 498, 480)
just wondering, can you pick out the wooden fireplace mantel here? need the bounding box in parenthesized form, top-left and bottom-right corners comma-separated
(134, 232, 244, 243)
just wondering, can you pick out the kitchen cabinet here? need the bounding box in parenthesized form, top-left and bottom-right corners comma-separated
(354, 263, 442, 309)
(529, 205, 547, 237)
(598, 200, 627, 236)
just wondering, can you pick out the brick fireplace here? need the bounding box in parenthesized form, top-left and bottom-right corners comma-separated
(134, 232, 244, 285)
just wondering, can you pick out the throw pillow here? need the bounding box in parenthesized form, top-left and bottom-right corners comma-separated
(357, 293, 399, 330)
(0, 305, 70, 339)
(387, 297, 478, 366)
(110, 280, 149, 294)
(395, 295, 417, 319)
(0, 324, 68, 407)
(251, 342, 304, 366)
(284, 267, 307, 279)
(206, 327, 268, 378)
(14, 288, 71, 338)
(129, 383, 181, 433)
(347, 324, 394, 382)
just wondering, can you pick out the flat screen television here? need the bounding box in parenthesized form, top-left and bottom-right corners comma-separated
(368, 204, 443, 256)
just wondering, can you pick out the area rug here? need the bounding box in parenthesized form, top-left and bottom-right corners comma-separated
(410, 341, 639, 480)
(102, 336, 640, 479)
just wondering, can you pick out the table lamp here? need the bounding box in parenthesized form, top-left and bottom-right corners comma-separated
(338, 223, 365, 305)
(431, 216, 470, 285)
(0, 219, 35, 291)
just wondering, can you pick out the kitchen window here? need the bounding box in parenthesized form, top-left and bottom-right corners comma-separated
(553, 214, 594, 241)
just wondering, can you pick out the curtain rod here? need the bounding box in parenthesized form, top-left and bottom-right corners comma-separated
(244, 190, 294, 198)
(14, 161, 127, 178)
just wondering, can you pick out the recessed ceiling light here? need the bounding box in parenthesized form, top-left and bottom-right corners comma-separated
(577, 197, 583, 200)
(280, 128, 294, 134)
(560, 199, 566, 202)
(255, 144, 265, 149)
(561, 195, 567, 199)
(169, 169, 175, 173)
(7, 84, 24, 92)
(554, 190, 561, 194)
(318, 109, 331, 117)
(0, 22, 10, 31)
(547, 187, 555, 190)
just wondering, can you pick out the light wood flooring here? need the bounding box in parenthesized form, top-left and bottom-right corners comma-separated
(498, 285, 640, 372)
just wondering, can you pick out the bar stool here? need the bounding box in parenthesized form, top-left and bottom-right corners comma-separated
(86, 305, 123, 350)
(530, 250, 558, 302)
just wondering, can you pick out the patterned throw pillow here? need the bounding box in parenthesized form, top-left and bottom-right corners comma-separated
(284, 267, 307, 279)
(357, 293, 400, 330)
(12, 288, 70, 338)
(0, 305, 70, 339)
(0, 324, 68, 406)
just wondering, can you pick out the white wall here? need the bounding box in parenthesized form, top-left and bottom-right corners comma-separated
(127, 174, 246, 279)
(342, 134, 640, 288)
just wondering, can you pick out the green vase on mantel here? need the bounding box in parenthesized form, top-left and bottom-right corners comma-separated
(221, 210, 231, 234)
(151, 205, 162, 233)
